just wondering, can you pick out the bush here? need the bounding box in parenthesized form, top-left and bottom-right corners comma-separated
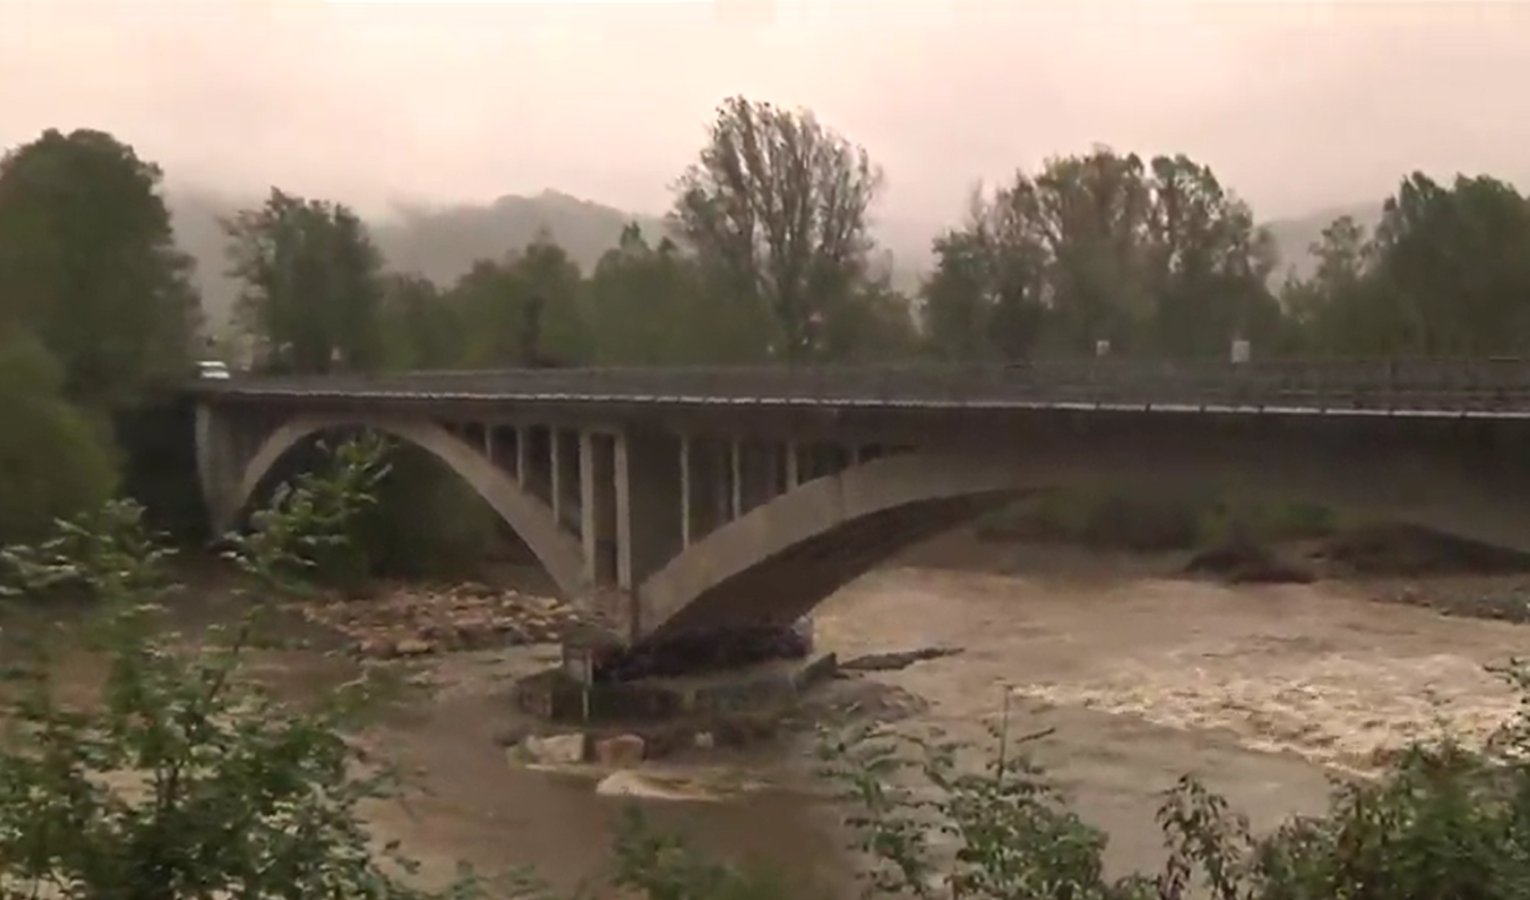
(0, 335, 116, 544)
(0, 438, 494, 900)
(977, 487, 1339, 554)
(818, 678, 1530, 900)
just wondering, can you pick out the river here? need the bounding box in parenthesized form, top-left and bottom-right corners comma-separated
(331, 532, 1530, 895)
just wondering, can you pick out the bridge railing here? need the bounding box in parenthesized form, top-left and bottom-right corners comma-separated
(191, 358, 1530, 413)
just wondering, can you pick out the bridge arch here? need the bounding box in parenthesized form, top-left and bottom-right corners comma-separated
(233, 414, 585, 599)
(636, 450, 1023, 639)
(635, 429, 1530, 642)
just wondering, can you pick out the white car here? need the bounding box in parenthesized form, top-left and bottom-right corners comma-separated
(197, 360, 231, 380)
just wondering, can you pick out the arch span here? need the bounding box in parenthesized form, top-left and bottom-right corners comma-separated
(233, 414, 584, 599)
(635, 427, 1530, 642)
(636, 450, 1023, 639)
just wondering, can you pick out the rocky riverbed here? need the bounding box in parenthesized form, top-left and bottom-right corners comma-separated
(292, 581, 582, 658)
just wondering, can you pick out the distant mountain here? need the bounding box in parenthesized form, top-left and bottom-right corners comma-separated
(372, 189, 670, 287)
(1262, 202, 1383, 283)
(165, 186, 673, 331)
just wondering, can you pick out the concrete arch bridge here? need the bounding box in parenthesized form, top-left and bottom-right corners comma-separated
(190, 361, 1530, 647)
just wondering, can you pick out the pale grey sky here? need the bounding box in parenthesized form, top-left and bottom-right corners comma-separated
(4, 0, 1529, 247)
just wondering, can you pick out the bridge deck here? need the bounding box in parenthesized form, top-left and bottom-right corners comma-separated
(187, 360, 1530, 418)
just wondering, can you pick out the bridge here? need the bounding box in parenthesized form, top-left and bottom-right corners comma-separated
(189, 360, 1530, 647)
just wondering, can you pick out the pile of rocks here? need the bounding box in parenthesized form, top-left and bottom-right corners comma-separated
(297, 582, 582, 659)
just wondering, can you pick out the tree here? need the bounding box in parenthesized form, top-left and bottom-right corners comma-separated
(672, 96, 883, 361)
(225, 189, 385, 374)
(821, 273, 920, 363)
(378, 272, 463, 370)
(1145, 155, 1280, 357)
(0, 335, 116, 543)
(1283, 174, 1530, 357)
(922, 198, 1048, 361)
(1282, 215, 1391, 355)
(584, 224, 771, 365)
(1372, 173, 1530, 355)
(922, 148, 1278, 360)
(0, 129, 199, 411)
(1033, 149, 1156, 354)
(447, 235, 590, 367)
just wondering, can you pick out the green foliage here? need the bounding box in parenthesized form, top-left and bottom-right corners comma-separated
(977, 487, 1338, 552)
(445, 238, 590, 368)
(0, 336, 116, 544)
(0, 443, 491, 900)
(672, 96, 884, 361)
(611, 812, 803, 900)
(226, 188, 387, 374)
(227, 433, 392, 595)
(0, 128, 199, 412)
(820, 670, 1530, 900)
(583, 224, 771, 365)
(378, 273, 464, 370)
(923, 148, 1278, 361)
(1285, 174, 1530, 357)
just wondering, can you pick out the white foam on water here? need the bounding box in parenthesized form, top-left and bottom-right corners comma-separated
(1013, 650, 1519, 773)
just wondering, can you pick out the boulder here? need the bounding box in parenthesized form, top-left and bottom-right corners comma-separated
(393, 637, 435, 657)
(593, 733, 646, 768)
(523, 733, 587, 765)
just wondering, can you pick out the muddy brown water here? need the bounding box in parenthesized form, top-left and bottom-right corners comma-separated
(9, 535, 1530, 895)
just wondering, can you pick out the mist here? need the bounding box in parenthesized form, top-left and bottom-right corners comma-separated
(5, 0, 1529, 253)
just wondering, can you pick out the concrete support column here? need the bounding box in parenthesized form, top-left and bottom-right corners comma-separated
(580, 431, 598, 584)
(730, 439, 743, 521)
(195, 403, 243, 534)
(680, 436, 693, 548)
(786, 441, 800, 488)
(515, 425, 528, 486)
(580, 432, 619, 586)
(484, 425, 495, 466)
(550, 428, 564, 528)
(713, 441, 731, 528)
(615, 434, 634, 591)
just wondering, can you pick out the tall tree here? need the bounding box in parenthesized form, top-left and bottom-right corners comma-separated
(1284, 175, 1530, 357)
(225, 189, 385, 374)
(672, 96, 883, 360)
(1145, 155, 1280, 356)
(923, 147, 1277, 359)
(0, 129, 199, 410)
(1372, 173, 1530, 355)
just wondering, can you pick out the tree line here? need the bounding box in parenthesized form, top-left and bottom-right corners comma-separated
(4, 96, 1530, 540)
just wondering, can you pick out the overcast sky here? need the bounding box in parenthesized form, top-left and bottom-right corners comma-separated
(4, 0, 1529, 244)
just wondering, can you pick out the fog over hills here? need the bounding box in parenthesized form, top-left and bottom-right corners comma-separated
(168, 186, 932, 330)
(170, 179, 1382, 334)
(1262, 203, 1385, 283)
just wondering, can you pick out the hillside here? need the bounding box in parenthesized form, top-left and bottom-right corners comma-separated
(163, 180, 1349, 335)
(166, 187, 672, 330)
(1262, 202, 1383, 283)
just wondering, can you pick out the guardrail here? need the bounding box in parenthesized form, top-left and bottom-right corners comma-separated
(186, 359, 1530, 414)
